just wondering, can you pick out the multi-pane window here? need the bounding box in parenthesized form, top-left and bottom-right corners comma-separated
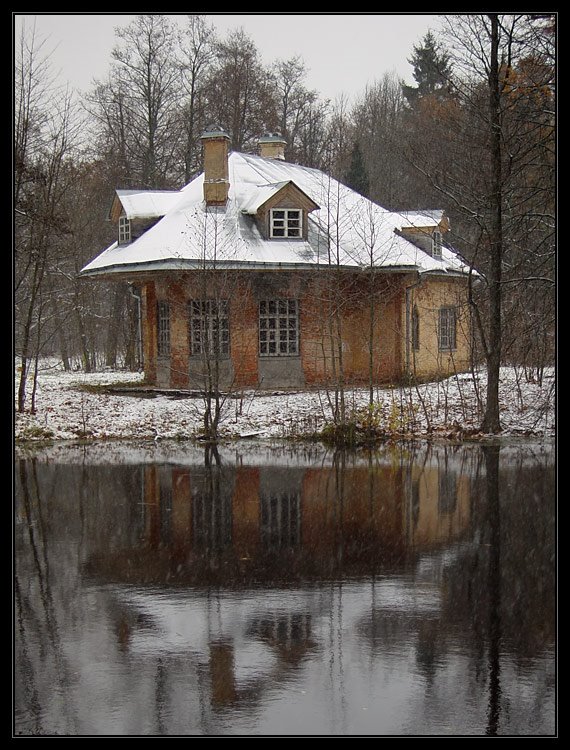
(189, 299, 229, 357)
(432, 229, 442, 258)
(259, 300, 299, 356)
(270, 208, 302, 238)
(412, 305, 420, 351)
(157, 301, 170, 358)
(192, 480, 232, 551)
(438, 306, 457, 351)
(118, 216, 131, 245)
(260, 491, 301, 550)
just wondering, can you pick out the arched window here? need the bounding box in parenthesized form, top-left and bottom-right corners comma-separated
(412, 305, 420, 351)
(438, 307, 457, 351)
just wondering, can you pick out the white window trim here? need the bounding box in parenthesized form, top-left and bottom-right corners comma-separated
(259, 299, 299, 357)
(119, 216, 131, 245)
(189, 299, 230, 358)
(438, 306, 457, 351)
(270, 208, 302, 239)
(432, 229, 442, 258)
(157, 301, 170, 358)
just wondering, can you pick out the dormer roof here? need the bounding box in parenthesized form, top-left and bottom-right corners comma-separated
(397, 209, 450, 232)
(108, 189, 182, 222)
(240, 180, 320, 216)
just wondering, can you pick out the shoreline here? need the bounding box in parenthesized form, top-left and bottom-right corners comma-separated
(14, 362, 555, 446)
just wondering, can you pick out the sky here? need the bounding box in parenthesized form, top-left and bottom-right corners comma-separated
(13, 13, 443, 102)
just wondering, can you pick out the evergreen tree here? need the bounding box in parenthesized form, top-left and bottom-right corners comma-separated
(344, 141, 370, 197)
(402, 30, 452, 106)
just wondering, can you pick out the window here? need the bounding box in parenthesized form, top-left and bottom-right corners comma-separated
(192, 479, 232, 551)
(259, 300, 299, 356)
(438, 307, 457, 351)
(432, 229, 442, 258)
(270, 208, 302, 238)
(412, 305, 420, 351)
(189, 299, 229, 357)
(260, 491, 301, 550)
(118, 216, 131, 245)
(158, 468, 172, 543)
(438, 471, 457, 514)
(157, 301, 170, 358)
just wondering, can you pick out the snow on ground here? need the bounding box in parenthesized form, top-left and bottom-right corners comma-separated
(14, 360, 555, 444)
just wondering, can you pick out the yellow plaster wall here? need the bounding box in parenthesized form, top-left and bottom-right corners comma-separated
(407, 277, 471, 380)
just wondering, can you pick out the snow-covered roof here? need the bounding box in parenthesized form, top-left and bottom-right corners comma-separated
(239, 181, 290, 214)
(115, 189, 182, 220)
(397, 209, 445, 228)
(82, 153, 470, 278)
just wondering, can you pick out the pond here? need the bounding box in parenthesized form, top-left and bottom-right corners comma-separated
(14, 439, 556, 736)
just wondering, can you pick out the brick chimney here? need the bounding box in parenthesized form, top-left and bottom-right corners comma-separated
(257, 132, 287, 160)
(200, 126, 231, 205)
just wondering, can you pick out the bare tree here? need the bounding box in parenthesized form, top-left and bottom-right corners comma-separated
(15, 22, 84, 411)
(204, 28, 276, 152)
(178, 15, 217, 182)
(271, 55, 324, 163)
(349, 73, 413, 208)
(86, 15, 181, 189)
(401, 14, 555, 433)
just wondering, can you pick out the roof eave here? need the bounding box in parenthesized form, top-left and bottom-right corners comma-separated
(78, 260, 426, 279)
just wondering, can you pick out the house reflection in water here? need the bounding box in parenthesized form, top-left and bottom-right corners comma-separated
(15, 443, 556, 735)
(86, 444, 472, 587)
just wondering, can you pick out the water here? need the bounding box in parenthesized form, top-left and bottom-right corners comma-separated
(14, 439, 556, 736)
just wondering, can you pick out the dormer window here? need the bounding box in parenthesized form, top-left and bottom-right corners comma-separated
(270, 209, 302, 239)
(118, 216, 131, 245)
(432, 229, 442, 258)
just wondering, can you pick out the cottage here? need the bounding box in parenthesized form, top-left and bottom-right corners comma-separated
(80, 128, 472, 390)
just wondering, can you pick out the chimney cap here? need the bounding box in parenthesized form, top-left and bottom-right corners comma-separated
(257, 132, 287, 144)
(201, 125, 230, 140)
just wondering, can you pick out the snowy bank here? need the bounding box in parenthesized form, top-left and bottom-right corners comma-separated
(14, 360, 555, 444)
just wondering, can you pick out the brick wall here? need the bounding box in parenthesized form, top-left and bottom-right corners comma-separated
(140, 270, 470, 389)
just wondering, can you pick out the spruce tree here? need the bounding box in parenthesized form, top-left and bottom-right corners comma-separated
(344, 141, 370, 197)
(402, 31, 452, 106)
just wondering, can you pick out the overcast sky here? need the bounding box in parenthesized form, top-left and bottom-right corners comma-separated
(14, 13, 444, 102)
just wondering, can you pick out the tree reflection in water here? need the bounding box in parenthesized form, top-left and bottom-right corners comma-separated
(14, 441, 555, 736)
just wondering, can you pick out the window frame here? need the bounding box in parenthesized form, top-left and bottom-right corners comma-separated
(438, 306, 457, 351)
(438, 471, 457, 514)
(260, 490, 301, 550)
(157, 301, 170, 358)
(188, 299, 230, 359)
(118, 215, 131, 245)
(259, 299, 299, 357)
(412, 304, 420, 351)
(269, 208, 302, 239)
(432, 229, 442, 259)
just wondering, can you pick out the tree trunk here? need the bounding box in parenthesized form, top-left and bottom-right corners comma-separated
(482, 14, 503, 434)
(17, 251, 45, 412)
(76, 306, 92, 373)
(50, 297, 71, 371)
(368, 274, 375, 408)
(105, 285, 126, 368)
